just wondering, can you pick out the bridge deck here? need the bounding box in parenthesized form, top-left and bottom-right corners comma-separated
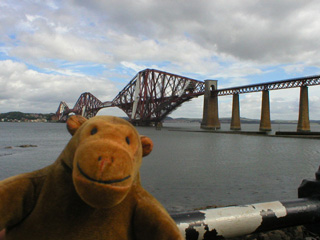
(217, 75, 320, 96)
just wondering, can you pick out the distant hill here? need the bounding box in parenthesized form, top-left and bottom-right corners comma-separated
(0, 112, 55, 122)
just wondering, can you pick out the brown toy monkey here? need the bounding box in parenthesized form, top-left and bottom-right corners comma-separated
(0, 115, 183, 240)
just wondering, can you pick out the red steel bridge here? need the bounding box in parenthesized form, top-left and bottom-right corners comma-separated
(56, 69, 320, 125)
(55, 69, 205, 125)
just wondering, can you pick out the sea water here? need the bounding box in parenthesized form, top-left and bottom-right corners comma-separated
(1, 122, 320, 213)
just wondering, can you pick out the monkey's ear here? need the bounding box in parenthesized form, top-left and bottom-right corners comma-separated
(140, 136, 153, 157)
(66, 115, 87, 136)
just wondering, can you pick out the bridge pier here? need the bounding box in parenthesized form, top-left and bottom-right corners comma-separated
(297, 86, 310, 132)
(259, 90, 272, 131)
(201, 80, 220, 129)
(230, 93, 241, 130)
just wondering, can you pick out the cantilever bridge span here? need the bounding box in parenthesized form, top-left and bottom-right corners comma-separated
(55, 69, 205, 125)
(56, 69, 320, 129)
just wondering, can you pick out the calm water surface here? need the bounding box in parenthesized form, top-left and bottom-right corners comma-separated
(1, 122, 320, 213)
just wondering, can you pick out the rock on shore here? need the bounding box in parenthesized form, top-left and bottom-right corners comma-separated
(16, 144, 37, 148)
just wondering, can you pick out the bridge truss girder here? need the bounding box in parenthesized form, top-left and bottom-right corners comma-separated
(55, 93, 104, 121)
(112, 69, 205, 125)
(56, 101, 70, 122)
(217, 75, 320, 96)
(72, 92, 103, 119)
(55, 69, 205, 123)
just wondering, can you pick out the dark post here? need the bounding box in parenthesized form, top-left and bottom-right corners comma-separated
(298, 164, 320, 234)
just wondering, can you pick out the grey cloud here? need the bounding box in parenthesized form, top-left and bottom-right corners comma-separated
(5, 0, 320, 71)
(2, 0, 320, 119)
(71, 0, 320, 65)
(0, 60, 118, 113)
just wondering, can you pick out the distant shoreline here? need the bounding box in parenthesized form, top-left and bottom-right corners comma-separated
(163, 117, 320, 125)
(0, 111, 55, 122)
(2, 111, 320, 125)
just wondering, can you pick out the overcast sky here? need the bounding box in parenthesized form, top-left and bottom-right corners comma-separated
(1, 0, 320, 120)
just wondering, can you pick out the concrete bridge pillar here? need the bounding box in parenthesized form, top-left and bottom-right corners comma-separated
(297, 86, 310, 132)
(201, 80, 220, 129)
(230, 93, 241, 130)
(259, 90, 272, 131)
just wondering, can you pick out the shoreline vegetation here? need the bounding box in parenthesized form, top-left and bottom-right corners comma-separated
(0, 112, 55, 122)
(1, 111, 320, 125)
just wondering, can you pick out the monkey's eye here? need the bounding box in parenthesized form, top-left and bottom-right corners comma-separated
(125, 136, 130, 145)
(91, 127, 98, 135)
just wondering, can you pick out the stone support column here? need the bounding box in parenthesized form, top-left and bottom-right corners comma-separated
(201, 80, 220, 129)
(259, 90, 272, 131)
(297, 86, 310, 132)
(230, 93, 241, 130)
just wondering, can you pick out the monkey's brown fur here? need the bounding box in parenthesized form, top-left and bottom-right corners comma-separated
(0, 115, 183, 239)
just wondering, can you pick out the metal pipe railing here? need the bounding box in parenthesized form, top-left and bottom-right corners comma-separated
(172, 165, 320, 239)
(172, 198, 320, 239)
